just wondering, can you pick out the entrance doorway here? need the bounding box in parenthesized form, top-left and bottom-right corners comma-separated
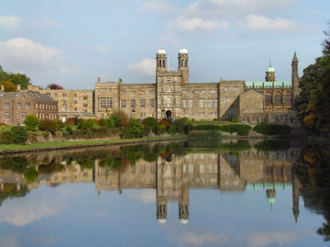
(166, 110, 172, 119)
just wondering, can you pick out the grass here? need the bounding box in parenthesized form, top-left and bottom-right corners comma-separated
(0, 134, 188, 151)
(189, 120, 233, 125)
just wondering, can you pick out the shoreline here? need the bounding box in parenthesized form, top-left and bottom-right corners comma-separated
(0, 135, 188, 155)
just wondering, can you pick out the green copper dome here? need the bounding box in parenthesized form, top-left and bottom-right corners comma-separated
(266, 66, 275, 72)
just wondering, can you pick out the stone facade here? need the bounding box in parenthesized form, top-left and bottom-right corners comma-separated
(28, 85, 94, 122)
(0, 86, 58, 125)
(28, 46, 300, 126)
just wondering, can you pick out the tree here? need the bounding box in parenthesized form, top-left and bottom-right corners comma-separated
(0, 81, 16, 92)
(9, 73, 30, 89)
(11, 126, 28, 144)
(47, 83, 64, 90)
(38, 119, 57, 134)
(24, 167, 39, 182)
(24, 115, 39, 131)
(314, 21, 330, 135)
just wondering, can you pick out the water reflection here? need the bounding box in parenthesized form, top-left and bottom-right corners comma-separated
(0, 139, 329, 246)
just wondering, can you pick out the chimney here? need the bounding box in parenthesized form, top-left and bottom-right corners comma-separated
(17, 84, 21, 91)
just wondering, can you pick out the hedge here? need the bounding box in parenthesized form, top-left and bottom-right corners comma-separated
(253, 123, 291, 136)
(193, 124, 251, 136)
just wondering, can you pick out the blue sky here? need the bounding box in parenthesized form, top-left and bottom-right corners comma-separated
(0, 0, 329, 89)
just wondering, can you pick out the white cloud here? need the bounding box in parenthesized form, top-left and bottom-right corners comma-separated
(93, 45, 109, 53)
(27, 18, 59, 28)
(125, 189, 156, 204)
(238, 231, 309, 247)
(139, 1, 179, 14)
(0, 37, 82, 78)
(238, 15, 298, 32)
(0, 235, 22, 247)
(127, 58, 155, 77)
(0, 197, 66, 226)
(0, 16, 23, 30)
(168, 16, 228, 32)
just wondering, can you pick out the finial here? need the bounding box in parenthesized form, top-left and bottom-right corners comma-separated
(182, 44, 184, 49)
(269, 59, 272, 67)
(160, 45, 163, 49)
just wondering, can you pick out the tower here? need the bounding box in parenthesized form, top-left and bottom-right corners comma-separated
(178, 45, 189, 84)
(265, 62, 276, 82)
(291, 52, 299, 106)
(156, 45, 167, 75)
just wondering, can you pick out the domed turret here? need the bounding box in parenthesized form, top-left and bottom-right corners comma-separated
(157, 45, 166, 55)
(265, 60, 276, 82)
(179, 45, 188, 54)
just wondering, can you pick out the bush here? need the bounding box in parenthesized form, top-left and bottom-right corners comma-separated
(38, 119, 57, 134)
(184, 123, 193, 134)
(98, 118, 106, 127)
(142, 117, 159, 134)
(231, 117, 238, 123)
(66, 125, 73, 134)
(24, 115, 39, 131)
(54, 119, 65, 130)
(0, 131, 13, 144)
(87, 119, 95, 128)
(66, 117, 78, 125)
(24, 167, 39, 182)
(120, 119, 146, 139)
(11, 126, 28, 144)
(111, 111, 129, 127)
(253, 123, 291, 136)
(159, 119, 170, 128)
(105, 118, 114, 129)
(193, 124, 251, 136)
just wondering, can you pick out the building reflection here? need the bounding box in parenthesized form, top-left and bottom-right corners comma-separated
(0, 143, 302, 226)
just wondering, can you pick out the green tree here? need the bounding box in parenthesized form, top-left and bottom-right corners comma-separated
(0, 81, 16, 92)
(24, 114, 39, 131)
(38, 119, 57, 134)
(24, 167, 39, 182)
(11, 126, 28, 144)
(8, 73, 30, 89)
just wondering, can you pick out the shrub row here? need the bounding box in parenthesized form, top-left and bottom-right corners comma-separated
(192, 124, 251, 136)
(253, 123, 291, 136)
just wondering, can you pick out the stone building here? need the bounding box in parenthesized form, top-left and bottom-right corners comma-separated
(28, 46, 300, 125)
(0, 84, 58, 125)
(28, 85, 94, 122)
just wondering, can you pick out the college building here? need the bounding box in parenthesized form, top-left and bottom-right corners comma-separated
(27, 46, 300, 125)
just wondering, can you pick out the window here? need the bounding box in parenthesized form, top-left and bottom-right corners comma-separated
(140, 90, 145, 94)
(140, 99, 145, 108)
(210, 89, 217, 93)
(83, 96, 88, 100)
(275, 94, 282, 104)
(121, 99, 126, 108)
(54, 93, 58, 97)
(74, 100, 77, 104)
(208, 99, 218, 107)
(201, 89, 206, 93)
(140, 113, 146, 117)
(74, 108, 77, 111)
(101, 88, 106, 92)
(150, 90, 155, 94)
(121, 90, 126, 94)
(74, 94, 77, 97)
(200, 113, 205, 117)
(266, 95, 272, 104)
(166, 77, 172, 83)
(187, 99, 193, 108)
(141, 165, 145, 173)
(131, 100, 136, 108)
(17, 103, 22, 109)
(165, 87, 172, 92)
(26, 103, 30, 109)
(131, 166, 136, 173)
(194, 90, 200, 93)
(285, 94, 292, 104)
(3, 103, 9, 109)
(35, 103, 38, 109)
(183, 90, 188, 94)
(209, 113, 216, 117)
(21, 112, 26, 120)
(62, 93, 67, 97)
(150, 99, 155, 108)
(200, 164, 205, 174)
(4, 113, 10, 120)
(243, 117, 249, 122)
(100, 97, 112, 108)
(225, 95, 230, 99)
(130, 90, 135, 94)
(234, 86, 239, 91)
(189, 164, 193, 173)
(83, 104, 88, 107)
(199, 99, 205, 107)
(224, 87, 229, 91)
(62, 101, 67, 110)
(182, 100, 186, 108)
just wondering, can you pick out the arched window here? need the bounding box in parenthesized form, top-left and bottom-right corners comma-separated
(275, 94, 282, 104)
(265, 95, 272, 105)
(285, 94, 292, 104)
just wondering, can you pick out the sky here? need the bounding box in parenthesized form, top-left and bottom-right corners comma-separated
(0, 0, 329, 89)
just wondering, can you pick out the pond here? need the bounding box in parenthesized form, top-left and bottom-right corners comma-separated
(0, 138, 329, 247)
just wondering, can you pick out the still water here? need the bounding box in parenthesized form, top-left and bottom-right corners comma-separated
(0, 138, 329, 247)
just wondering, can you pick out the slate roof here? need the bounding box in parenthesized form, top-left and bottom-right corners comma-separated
(0, 91, 57, 102)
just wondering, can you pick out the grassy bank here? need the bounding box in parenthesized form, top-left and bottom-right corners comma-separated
(0, 134, 188, 154)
